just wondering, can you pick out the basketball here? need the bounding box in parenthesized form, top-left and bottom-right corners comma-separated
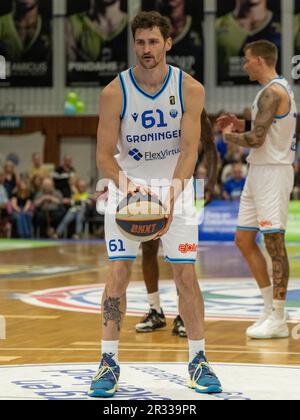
(116, 193, 166, 242)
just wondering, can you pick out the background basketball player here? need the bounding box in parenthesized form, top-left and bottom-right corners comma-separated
(136, 109, 218, 337)
(217, 40, 297, 339)
(89, 11, 222, 398)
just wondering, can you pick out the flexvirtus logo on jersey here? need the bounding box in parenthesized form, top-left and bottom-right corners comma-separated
(0, 56, 6, 80)
(145, 148, 181, 161)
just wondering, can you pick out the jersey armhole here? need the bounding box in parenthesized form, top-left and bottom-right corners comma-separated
(270, 82, 291, 119)
(118, 73, 127, 120)
(179, 69, 185, 114)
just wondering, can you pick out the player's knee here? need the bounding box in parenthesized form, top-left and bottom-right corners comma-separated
(110, 262, 132, 290)
(264, 233, 285, 257)
(235, 231, 252, 251)
(174, 266, 196, 292)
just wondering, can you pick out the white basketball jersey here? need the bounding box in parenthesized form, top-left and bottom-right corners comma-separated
(248, 77, 297, 166)
(116, 65, 184, 186)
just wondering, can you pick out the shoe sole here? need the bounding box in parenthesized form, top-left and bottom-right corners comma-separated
(136, 324, 167, 333)
(172, 331, 187, 338)
(247, 331, 290, 340)
(188, 381, 223, 394)
(88, 385, 118, 398)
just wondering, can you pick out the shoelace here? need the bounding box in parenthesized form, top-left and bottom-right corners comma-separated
(93, 364, 118, 385)
(142, 309, 158, 323)
(192, 362, 217, 384)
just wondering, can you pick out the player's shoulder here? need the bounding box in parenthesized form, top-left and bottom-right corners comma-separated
(265, 81, 288, 100)
(182, 72, 205, 97)
(101, 76, 123, 100)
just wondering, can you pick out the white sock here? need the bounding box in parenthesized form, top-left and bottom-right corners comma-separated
(188, 339, 205, 362)
(101, 340, 119, 364)
(148, 292, 161, 313)
(261, 286, 273, 313)
(273, 300, 286, 321)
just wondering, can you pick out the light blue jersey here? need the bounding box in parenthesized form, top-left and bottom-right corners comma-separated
(116, 65, 185, 186)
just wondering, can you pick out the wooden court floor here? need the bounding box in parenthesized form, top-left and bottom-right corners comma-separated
(0, 241, 300, 368)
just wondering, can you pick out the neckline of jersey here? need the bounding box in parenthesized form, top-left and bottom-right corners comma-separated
(129, 66, 173, 100)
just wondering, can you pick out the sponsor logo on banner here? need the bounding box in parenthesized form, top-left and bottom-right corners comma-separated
(0, 363, 299, 400)
(15, 280, 300, 321)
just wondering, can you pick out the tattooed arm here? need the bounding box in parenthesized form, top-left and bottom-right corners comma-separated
(201, 109, 218, 205)
(224, 86, 281, 148)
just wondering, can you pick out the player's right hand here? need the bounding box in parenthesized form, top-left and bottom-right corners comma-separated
(216, 113, 243, 131)
(127, 184, 154, 197)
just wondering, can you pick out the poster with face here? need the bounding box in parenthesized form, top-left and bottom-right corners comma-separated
(142, 0, 204, 82)
(0, 0, 53, 87)
(66, 0, 128, 87)
(216, 0, 282, 86)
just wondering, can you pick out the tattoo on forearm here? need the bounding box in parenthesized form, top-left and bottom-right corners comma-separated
(103, 295, 123, 331)
(225, 87, 281, 148)
(264, 233, 289, 300)
(201, 109, 218, 188)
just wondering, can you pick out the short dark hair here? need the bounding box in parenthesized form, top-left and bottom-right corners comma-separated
(244, 40, 278, 67)
(131, 11, 171, 41)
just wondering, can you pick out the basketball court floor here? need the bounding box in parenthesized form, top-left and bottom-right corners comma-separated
(0, 239, 299, 400)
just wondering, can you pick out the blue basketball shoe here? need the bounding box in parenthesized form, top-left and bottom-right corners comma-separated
(89, 353, 120, 398)
(188, 352, 222, 394)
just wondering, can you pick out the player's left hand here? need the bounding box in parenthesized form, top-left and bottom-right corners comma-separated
(154, 198, 174, 239)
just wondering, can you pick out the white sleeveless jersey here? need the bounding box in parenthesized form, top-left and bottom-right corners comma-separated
(116, 65, 185, 186)
(247, 77, 297, 166)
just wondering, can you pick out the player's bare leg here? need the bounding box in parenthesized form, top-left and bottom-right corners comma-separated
(172, 263, 222, 393)
(89, 260, 132, 398)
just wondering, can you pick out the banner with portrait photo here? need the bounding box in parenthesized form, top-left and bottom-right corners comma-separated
(142, 0, 204, 82)
(0, 0, 53, 87)
(66, 0, 128, 87)
(216, 0, 282, 86)
(294, 0, 300, 84)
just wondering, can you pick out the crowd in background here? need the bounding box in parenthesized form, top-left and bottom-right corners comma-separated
(0, 122, 300, 239)
(0, 154, 104, 239)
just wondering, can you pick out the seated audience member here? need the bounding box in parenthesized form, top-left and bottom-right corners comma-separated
(34, 178, 64, 238)
(0, 172, 10, 237)
(55, 180, 90, 239)
(194, 164, 208, 200)
(30, 174, 44, 200)
(28, 153, 49, 180)
(11, 180, 34, 239)
(52, 156, 76, 199)
(3, 160, 20, 198)
(223, 163, 246, 201)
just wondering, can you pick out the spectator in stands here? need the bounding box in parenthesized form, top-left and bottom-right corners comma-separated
(223, 162, 246, 201)
(28, 153, 49, 180)
(30, 174, 44, 200)
(0, 172, 10, 238)
(3, 160, 20, 198)
(10, 180, 34, 239)
(55, 180, 90, 240)
(194, 164, 207, 200)
(52, 156, 76, 199)
(34, 177, 64, 238)
(213, 121, 228, 161)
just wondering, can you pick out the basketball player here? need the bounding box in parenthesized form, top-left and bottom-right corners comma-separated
(0, 0, 51, 62)
(89, 11, 222, 397)
(216, 0, 281, 84)
(136, 110, 218, 337)
(217, 40, 297, 339)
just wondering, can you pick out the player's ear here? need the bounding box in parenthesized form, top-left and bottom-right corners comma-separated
(166, 37, 173, 52)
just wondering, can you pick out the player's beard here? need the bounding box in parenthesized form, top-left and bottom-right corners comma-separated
(139, 55, 161, 70)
